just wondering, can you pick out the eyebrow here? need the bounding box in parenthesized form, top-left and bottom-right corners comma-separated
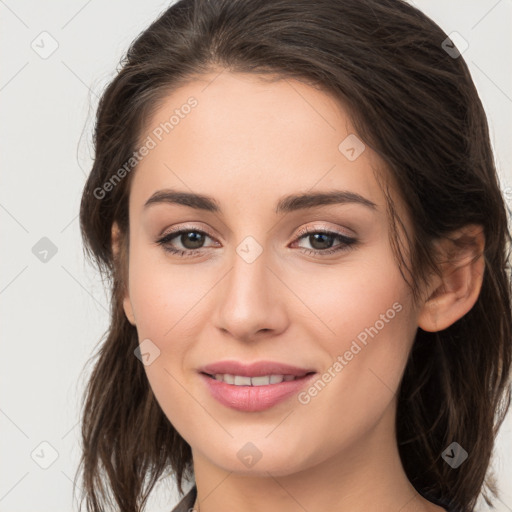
(143, 188, 377, 214)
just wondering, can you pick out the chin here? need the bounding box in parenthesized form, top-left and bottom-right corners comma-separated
(202, 442, 313, 477)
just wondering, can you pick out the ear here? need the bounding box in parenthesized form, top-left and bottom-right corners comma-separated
(111, 221, 136, 326)
(418, 224, 485, 332)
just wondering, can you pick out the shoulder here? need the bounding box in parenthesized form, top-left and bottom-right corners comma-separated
(170, 485, 197, 512)
(422, 494, 465, 512)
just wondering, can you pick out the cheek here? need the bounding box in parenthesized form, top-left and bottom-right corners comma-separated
(292, 294, 414, 459)
(127, 243, 210, 341)
(126, 247, 208, 439)
(295, 252, 415, 419)
(297, 248, 411, 349)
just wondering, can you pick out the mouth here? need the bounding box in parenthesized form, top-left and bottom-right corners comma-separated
(198, 360, 316, 379)
(201, 372, 315, 386)
(198, 362, 318, 412)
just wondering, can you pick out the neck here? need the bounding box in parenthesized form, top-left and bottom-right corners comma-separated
(189, 401, 441, 512)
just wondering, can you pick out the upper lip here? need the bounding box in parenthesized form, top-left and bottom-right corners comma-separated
(199, 360, 316, 378)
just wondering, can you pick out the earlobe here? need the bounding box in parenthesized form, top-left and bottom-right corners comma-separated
(122, 295, 137, 326)
(418, 224, 485, 332)
(111, 222, 136, 326)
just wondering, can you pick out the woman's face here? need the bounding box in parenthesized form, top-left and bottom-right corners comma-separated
(120, 71, 421, 476)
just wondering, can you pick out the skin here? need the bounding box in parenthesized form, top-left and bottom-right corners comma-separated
(112, 70, 485, 512)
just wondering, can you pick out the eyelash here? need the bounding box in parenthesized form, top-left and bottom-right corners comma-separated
(155, 225, 357, 258)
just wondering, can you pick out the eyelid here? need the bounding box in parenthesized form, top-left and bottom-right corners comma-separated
(155, 222, 358, 259)
(158, 223, 217, 241)
(294, 222, 355, 239)
(157, 222, 354, 243)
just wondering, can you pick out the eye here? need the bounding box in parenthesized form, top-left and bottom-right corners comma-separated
(155, 227, 218, 257)
(155, 225, 357, 258)
(291, 226, 357, 256)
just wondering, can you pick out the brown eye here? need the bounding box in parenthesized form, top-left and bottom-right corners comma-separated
(155, 228, 216, 256)
(293, 227, 357, 256)
(176, 231, 206, 250)
(155, 226, 357, 258)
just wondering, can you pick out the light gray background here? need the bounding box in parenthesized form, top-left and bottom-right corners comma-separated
(1, 1, 511, 511)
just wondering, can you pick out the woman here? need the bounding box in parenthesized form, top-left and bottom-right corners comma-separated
(76, 0, 512, 511)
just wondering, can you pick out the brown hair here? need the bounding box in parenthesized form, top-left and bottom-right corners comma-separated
(77, 0, 512, 511)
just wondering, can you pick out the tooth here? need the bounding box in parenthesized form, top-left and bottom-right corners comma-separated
(234, 375, 252, 386)
(223, 374, 235, 384)
(251, 376, 271, 386)
(211, 373, 298, 385)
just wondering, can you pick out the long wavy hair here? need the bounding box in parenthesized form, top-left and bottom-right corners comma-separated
(76, 0, 512, 511)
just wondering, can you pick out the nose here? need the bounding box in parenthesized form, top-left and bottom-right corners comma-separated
(213, 246, 288, 343)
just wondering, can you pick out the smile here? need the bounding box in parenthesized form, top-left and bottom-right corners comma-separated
(206, 373, 304, 385)
(200, 371, 317, 412)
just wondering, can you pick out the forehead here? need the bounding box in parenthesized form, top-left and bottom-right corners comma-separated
(129, 71, 394, 218)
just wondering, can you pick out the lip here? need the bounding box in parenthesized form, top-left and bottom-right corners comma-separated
(198, 360, 316, 377)
(198, 360, 317, 412)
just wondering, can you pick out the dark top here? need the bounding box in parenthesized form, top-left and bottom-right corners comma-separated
(170, 485, 197, 512)
(170, 485, 460, 511)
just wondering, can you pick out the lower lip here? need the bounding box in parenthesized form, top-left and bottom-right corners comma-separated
(200, 372, 317, 412)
